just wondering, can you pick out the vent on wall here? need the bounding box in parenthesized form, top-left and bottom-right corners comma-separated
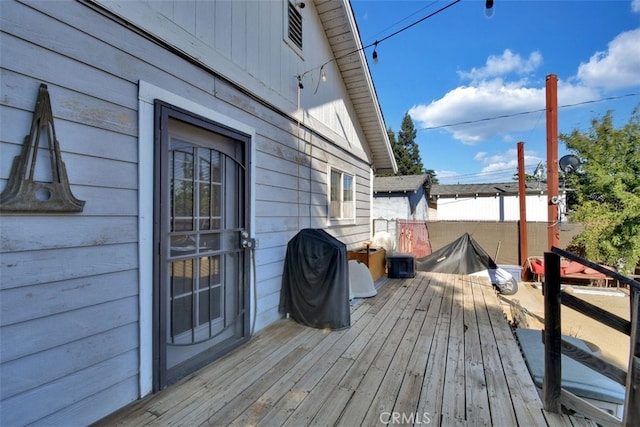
(288, 1, 303, 50)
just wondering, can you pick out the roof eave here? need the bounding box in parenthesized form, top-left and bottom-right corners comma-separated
(314, 0, 397, 174)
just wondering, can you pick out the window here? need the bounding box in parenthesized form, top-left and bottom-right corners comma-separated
(286, 1, 303, 52)
(329, 168, 355, 222)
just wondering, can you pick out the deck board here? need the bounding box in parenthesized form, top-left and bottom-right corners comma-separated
(97, 272, 595, 427)
(463, 275, 492, 425)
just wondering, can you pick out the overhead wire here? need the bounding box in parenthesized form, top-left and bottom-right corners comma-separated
(422, 92, 639, 183)
(292, 1, 637, 184)
(417, 92, 640, 131)
(297, 0, 462, 84)
(361, 1, 441, 45)
(366, 0, 461, 50)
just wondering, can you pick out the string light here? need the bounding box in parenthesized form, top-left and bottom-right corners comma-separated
(295, 0, 462, 90)
(372, 41, 379, 65)
(313, 65, 327, 94)
(485, 0, 494, 18)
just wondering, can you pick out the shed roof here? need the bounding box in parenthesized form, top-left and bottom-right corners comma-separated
(315, 0, 397, 175)
(373, 174, 431, 194)
(430, 182, 549, 197)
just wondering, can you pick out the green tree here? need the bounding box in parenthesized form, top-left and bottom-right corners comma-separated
(394, 113, 424, 175)
(425, 168, 439, 184)
(375, 127, 399, 178)
(562, 106, 640, 274)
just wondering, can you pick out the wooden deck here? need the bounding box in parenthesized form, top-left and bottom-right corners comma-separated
(98, 272, 596, 426)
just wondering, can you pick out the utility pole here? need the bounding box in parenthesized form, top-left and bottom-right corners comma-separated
(546, 75, 559, 251)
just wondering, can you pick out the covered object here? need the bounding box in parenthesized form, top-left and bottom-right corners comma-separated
(416, 233, 518, 294)
(279, 229, 350, 330)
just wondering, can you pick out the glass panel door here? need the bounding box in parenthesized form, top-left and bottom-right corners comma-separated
(155, 104, 249, 389)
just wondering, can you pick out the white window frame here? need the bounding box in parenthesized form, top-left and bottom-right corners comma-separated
(328, 166, 356, 225)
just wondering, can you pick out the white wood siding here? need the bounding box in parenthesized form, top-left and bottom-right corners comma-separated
(372, 187, 431, 222)
(93, 0, 372, 164)
(0, 1, 377, 424)
(435, 194, 550, 221)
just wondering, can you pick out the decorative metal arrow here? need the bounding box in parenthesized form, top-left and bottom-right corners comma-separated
(1, 83, 85, 213)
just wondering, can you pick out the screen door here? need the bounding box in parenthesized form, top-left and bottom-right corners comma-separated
(154, 102, 250, 389)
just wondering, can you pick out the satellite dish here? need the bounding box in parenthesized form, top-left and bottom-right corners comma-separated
(559, 154, 581, 174)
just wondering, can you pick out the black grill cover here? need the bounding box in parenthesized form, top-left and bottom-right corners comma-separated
(279, 229, 350, 330)
(416, 233, 497, 274)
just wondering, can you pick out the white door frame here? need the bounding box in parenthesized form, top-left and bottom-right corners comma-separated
(137, 81, 256, 396)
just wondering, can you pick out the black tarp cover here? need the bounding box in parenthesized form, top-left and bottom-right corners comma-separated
(279, 229, 350, 330)
(416, 232, 497, 274)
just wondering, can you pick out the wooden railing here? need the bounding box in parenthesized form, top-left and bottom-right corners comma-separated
(543, 247, 640, 426)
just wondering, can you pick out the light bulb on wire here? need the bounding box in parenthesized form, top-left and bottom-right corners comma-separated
(372, 41, 379, 65)
(484, 0, 494, 18)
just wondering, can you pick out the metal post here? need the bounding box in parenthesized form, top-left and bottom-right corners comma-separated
(623, 286, 640, 426)
(546, 75, 559, 251)
(543, 251, 562, 412)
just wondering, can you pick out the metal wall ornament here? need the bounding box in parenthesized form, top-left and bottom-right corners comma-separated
(1, 84, 85, 213)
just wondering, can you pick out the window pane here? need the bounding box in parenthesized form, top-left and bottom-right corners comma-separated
(174, 179, 193, 218)
(173, 149, 194, 180)
(343, 175, 354, 218)
(172, 149, 194, 231)
(172, 295, 192, 337)
(330, 170, 341, 218)
(343, 175, 353, 201)
(210, 286, 221, 320)
(199, 233, 221, 253)
(198, 257, 210, 289)
(211, 184, 221, 218)
(199, 183, 211, 229)
(170, 235, 197, 257)
(198, 148, 210, 181)
(171, 260, 193, 296)
(211, 151, 221, 182)
(330, 170, 340, 202)
(198, 289, 210, 325)
(343, 200, 354, 219)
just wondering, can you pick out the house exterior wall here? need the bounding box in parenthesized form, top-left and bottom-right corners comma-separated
(93, 0, 372, 164)
(434, 193, 551, 222)
(0, 1, 379, 424)
(373, 189, 429, 222)
(374, 195, 411, 220)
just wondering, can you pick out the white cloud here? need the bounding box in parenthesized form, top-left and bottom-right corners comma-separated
(576, 28, 640, 91)
(475, 148, 544, 178)
(410, 57, 601, 145)
(457, 49, 543, 83)
(409, 79, 549, 145)
(411, 21, 639, 148)
(632, 0, 640, 13)
(436, 148, 544, 184)
(477, 149, 518, 174)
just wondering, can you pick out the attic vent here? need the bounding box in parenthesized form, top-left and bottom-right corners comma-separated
(288, 1, 303, 50)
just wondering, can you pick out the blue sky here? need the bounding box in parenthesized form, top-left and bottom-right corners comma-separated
(350, 0, 640, 183)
